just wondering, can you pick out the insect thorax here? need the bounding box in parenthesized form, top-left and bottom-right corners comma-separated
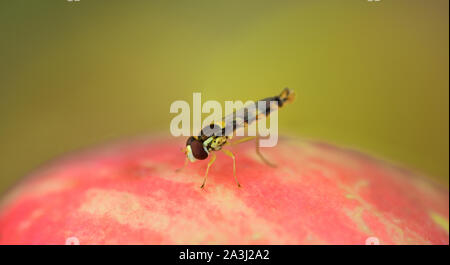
(192, 122, 228, 153)
(202, 135, 227, 151)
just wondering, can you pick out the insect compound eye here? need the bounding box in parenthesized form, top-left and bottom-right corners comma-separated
(190, 140, 208, 160)
(186, 136, 196, 146)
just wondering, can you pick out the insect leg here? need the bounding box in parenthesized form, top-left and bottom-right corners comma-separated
(229, 136, 256, 146)
(227, 135, 276, 167)
(175, 157, 189, 173)
(255, 122, 277, 168)
(222, 149, 241, 188)
(201, 153, 217, 189)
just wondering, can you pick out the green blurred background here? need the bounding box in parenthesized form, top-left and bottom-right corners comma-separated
(0, 0, 448, 194)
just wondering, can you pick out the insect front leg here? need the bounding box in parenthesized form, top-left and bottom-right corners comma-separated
(175, 157, 189, 173)
(201, 153, 217, 189)
(222, 149, 241, 188)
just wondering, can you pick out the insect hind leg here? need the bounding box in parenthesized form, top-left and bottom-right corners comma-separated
(228, 135, 276, 168)
(229, 136, 256, 146)
(256, 135, 277, 168)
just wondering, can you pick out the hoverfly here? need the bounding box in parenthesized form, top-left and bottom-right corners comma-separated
(178, 88, 295, 188)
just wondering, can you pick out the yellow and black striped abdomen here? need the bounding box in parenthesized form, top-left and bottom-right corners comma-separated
(222, 88, 295, 136)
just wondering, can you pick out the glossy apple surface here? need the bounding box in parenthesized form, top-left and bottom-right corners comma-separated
(0, 137, 448, 244)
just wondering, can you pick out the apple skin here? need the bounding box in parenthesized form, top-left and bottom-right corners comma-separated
(0, 137, 448, 245)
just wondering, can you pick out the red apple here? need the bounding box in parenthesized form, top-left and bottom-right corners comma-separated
(0, 137, 448, 244)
